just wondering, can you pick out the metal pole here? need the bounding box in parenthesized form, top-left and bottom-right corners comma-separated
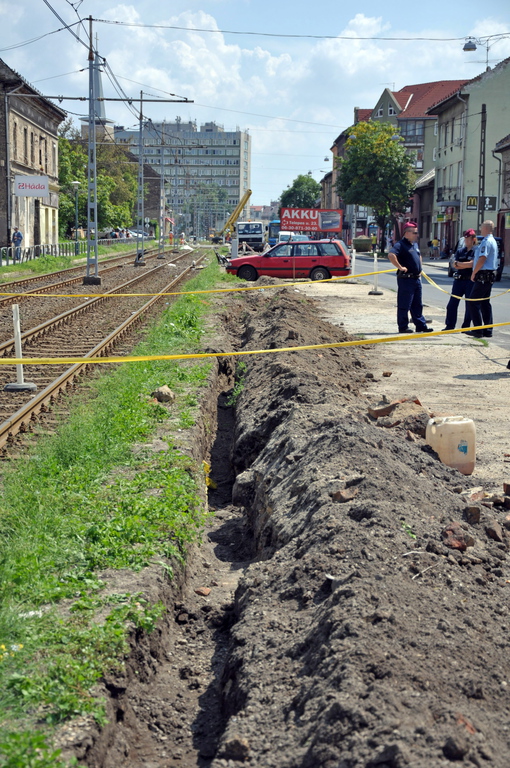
(84, 17, 100, 285)
(368, 249, 383, 295)
(135, 91, 146, 266)
(4, 305, 36, 392)
(74, 186, 79, 255)
(478, 103, 486, 231)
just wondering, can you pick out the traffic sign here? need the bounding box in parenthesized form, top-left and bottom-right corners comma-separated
(483, 196, 497, 211)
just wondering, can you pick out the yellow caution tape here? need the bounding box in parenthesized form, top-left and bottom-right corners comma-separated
(0, 269, 396, 299)
(1, 321, 509, 365)
(422, 270, 510, 301)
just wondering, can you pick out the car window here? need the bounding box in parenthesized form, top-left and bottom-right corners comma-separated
(319, 243, 340, 256)
(271, 244, 292, 257)
(293, 244, 319, 257)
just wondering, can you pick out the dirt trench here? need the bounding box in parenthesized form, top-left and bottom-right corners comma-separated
(60, 282, 510, 768)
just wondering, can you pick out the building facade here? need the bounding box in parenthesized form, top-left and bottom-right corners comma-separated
(0, 58, 66, 247)
(427, 58, 510, 249)
(114, 119, 251, 238)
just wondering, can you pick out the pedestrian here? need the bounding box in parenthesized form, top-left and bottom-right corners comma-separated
(432, 236, 440, 259)
(371, 233, 377, 253)
(12, 227, 23, 261)
(387, 222, 434, 334)
(442, 229, 476, 331)
(466, 220, 498, 339)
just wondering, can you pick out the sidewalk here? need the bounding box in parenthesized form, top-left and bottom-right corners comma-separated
(298, 277, 510, 492)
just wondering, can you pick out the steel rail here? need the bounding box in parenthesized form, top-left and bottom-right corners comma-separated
(0, 262, 173, 357)
(0, 253, 207, 450)
(0, 246, 181, 305)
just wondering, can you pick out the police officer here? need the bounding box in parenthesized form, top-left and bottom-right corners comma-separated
(467, 220, 498, 339)
(442, 229, 476, 331)
(388, 222, 434, 334)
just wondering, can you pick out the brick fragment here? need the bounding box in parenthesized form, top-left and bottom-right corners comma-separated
(195, 587, 211, 596)
(331, 487, 359, 503)
(441, 522, 475, 551)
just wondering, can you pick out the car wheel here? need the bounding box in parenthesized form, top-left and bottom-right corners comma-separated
(310, 266, 331, 281)
(237, 265, 258, 281)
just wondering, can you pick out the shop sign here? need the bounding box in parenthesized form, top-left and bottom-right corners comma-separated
(466, 195, 478, 211)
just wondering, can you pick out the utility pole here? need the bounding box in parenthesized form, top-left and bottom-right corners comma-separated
(478, 103, 487, 231)
(134, 91, 146, 266)
(84, 16, 101, 285)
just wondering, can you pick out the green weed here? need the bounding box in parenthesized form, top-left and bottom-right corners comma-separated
(0, 260, 230, 760)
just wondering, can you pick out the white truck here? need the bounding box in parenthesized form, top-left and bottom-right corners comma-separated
(236, 221, 265, 252)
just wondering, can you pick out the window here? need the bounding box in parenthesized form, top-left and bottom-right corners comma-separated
(376, 104, 383, 117)
(388, 104, 396, 116)
(433, 147, 437, 161)
(271, 244, 291, 257)
(294, 244, 319, 257)
(24, 127, 28, 163)
(30, 132, 35, 164)
(13, 122, 17, 158)
(400, 120, 425, 143)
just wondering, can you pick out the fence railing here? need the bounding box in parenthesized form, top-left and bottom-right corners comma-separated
(0, 236, 155, 267)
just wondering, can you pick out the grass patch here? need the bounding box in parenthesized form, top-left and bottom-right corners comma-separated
(0, 259, 235, 764)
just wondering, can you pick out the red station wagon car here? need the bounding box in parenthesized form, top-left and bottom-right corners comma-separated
(225, 239, 350, 281)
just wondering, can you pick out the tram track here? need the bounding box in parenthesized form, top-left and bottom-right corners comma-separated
(0, 249, 208, 452)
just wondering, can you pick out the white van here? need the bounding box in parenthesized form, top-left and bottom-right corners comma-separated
(278, 231, 309, 243)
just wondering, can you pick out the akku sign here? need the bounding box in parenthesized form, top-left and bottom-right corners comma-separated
(14, 175, 49, 197)
(280, 208, 343, 232)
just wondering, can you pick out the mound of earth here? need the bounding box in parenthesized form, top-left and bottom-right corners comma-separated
(209, 284, 510, 768)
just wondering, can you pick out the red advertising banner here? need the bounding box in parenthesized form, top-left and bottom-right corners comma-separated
(280, 208, 343, 232)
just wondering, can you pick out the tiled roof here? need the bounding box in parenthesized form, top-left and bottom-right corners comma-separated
(356, 109, 372, 122)
(391, 80, 468, 118)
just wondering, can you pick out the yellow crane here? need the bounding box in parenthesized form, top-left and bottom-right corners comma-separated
(211, 189, 252, 242)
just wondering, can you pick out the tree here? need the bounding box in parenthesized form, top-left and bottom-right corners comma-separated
(280, 174, 321, 209)
(58, 124, 138, 238)
(335, 121, 415, 242)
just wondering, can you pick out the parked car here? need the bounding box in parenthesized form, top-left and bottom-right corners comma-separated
(225, 239, 350, 281)
(449, 235, 505, 281)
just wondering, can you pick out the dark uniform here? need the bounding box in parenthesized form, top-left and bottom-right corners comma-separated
(390, 236, 429, 333)
(443, 245, 473, 330)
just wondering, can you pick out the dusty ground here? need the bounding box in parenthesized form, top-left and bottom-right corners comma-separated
(57, 273, 510, 768)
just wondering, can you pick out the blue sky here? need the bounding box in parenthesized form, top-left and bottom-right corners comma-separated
(3, 0, 510, 204)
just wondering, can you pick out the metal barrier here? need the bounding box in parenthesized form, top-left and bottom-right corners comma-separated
(0, 236, 155, 267)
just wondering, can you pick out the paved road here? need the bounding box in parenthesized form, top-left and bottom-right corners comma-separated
(352, 253, 510, 353)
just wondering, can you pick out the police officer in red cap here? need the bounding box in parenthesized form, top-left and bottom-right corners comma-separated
(388, 222, 434, 334)
(442, 229, 476, 331)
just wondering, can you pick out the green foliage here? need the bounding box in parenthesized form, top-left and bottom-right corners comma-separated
(335, 122, 415, 233)
(226, 359, 248, 406)
(58, 135, 138, 237)
(0, 731, 71, 768)
(280, 174, 322, 209)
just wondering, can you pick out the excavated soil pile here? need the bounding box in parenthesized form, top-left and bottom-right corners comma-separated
(209, 284, 510, 768)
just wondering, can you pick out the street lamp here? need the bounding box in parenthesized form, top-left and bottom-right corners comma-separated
(70, 181, 80, 256)
(463, 34, 510, 71)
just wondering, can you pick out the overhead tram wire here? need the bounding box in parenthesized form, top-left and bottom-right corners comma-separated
(91, 18, 483, 43)
(41, 0, 89, 50)
(0, 24, 80, 52)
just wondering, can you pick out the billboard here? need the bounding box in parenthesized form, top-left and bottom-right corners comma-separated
(280, 208, 343, 232)
(14, 175, 49, 197)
